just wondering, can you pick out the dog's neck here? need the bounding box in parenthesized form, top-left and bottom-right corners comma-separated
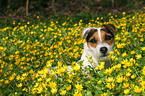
(81, 42, 112, 69)
(81, 42, 99, 68)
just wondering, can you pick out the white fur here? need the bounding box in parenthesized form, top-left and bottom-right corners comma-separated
(80, 42, 99, 68)
(96, 27, 102, 42)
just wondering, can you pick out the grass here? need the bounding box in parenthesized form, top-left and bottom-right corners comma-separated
(0, 9, 145, 95)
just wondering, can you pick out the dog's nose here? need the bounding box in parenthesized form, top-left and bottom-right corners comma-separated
(100, 47, 108, 54)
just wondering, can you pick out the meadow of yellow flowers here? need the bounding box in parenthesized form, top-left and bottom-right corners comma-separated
(0, 10, 145, 95)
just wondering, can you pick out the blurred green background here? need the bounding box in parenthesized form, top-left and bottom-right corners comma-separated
(0, 0, 144, 18)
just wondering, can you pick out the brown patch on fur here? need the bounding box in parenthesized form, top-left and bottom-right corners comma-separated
(101, 30, 114, 46)
(87, 32, 98, 48)
(101, 26, 107, 31)
(103, 24, 116, 33)
(87, 30, 114, 48)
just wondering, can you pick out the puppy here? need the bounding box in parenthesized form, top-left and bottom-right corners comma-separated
(80, 24, 116, 69)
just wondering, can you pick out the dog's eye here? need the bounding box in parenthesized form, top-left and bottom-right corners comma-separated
(89, 39, 97, 43)
(105, 35, 112, 41)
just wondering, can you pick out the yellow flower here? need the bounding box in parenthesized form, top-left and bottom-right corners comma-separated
(96, 62, 105, 70)
(133, 86, 142, 93)
(36, 16, 39, 19)
(51, 88, 58, 94)
(141, 80, 145, 87)
(64, 85, 71, 91)
(116, 64, 121, 69)
(16, 75, 21, 80)
(106, 83, 115, 89)
(109, 51, 114, 55)
(106, 77, 115, 83)
(73, 91, 82, 96)
(20, 76, 25, 81)
(49, 81, 57, 88)
(111, 56, 116, 60)
(142, 66, 145, 75)
(116, 76, 124, 83)
(73, 64, 80, 71)
(129, 58, 135, 63)
(95, 66, 99, 70)
(50, 70, 56, 76)
(27, 22, 30, 25)
(38, 78, 42, 82)
(57, 61, 63, 66)
(122, 52, 127, 57)
(122, 12, 126, 15)
(124, 89, 130, 94)
(89, 60, 93, 63)
(60, 90, 66, 95)
(17, 83, 23, 88)
(13, 20, 15, 24)
(108, 51, 114, 58)
(4, 80, 9, 84)
(108, 13, 111, 15)
(61, 66, 68, 72)
(117, 43, 126, 48)
(130, 50, 135, 54)
(46, 61, 52, 68)
(67, 79, 72, 83)
(100, 61, 105, 65)
(131, 74, 136, 79)
(0, 83, 2, 86)
(135, 54, 142, 59)
(75, 83, 83, 91)
(29, 69, 35, 74)
(126, 72, 131, 77)
(22, 73, 28, 77)
(22, 87, 28, 92)
(9, 76, 14, 81)
(46, 78, 51, 82)
(141, 47, 145, 51)
(88, 55, 92, 59)
(104, 68, 112, 76)
(122, 83, 129, 88)
(97, 80, 102, 84)
(140, 38, 144, 41)
(101, 93, 108, 96)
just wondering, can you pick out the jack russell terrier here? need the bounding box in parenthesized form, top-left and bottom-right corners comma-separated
(80, 24, 116, 69)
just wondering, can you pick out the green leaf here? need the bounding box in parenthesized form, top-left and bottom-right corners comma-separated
(10, 46, 15, 52)
(86, 90, 92, 96)
(95, 86, 102, 91)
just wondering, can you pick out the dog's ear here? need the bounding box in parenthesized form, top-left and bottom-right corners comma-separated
(102, 24, 116, 38)
(102, 24, 116, 33)
(82, 27, 95, 39)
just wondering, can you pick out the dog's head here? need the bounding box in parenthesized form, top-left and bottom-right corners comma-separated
(82, 24, 116, 61)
